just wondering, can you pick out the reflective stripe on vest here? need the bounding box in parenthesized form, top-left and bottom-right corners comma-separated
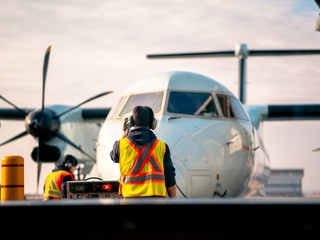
(46, 179, 62, 199)
(119, 138, 166, 197)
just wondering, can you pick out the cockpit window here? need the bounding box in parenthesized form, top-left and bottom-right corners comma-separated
(217, 94, 248, 121)
(167, 91, 219, 117)
(119, 92, 163, 117)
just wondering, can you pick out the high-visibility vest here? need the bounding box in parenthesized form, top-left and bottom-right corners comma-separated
(119, 138, 167, 197)
(43, 170, 74, 200)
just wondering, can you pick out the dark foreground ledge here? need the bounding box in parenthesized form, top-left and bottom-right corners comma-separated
(1, 197, 319, 239)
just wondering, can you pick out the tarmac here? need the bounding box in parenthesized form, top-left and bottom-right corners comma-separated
(1, 196, 320, 239)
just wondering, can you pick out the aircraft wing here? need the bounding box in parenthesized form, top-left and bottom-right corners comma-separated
(0, 107, 110, 121)
(246, 104, 320, 130)
(0, 108, 34, 120)
(81, 108, 111, 121)
(0, 106, 111, 186)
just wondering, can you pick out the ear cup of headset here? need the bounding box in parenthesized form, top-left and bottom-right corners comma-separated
(129, 115, 135, 127)
(143, 106, 157, 130)
(65, 162, 73, 168)
(150, 117, 157, 130)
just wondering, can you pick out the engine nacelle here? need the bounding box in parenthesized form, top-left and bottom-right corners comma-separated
(31, 144, 61, 163)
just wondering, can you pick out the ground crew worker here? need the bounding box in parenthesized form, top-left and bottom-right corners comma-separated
(43, 154, 78, 200)
(110, 105, 177, 198)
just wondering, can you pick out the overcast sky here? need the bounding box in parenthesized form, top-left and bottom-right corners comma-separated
(1, 0, 320, 195)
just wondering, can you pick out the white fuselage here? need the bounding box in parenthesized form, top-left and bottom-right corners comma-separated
(96, 71, 270, 198)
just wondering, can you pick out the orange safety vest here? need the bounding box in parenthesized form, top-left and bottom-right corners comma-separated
(119, 138, 167, 197)
(43, 170, 74, 200)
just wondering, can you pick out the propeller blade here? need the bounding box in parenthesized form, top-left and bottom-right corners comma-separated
(42, 46, 51, 110)
(0, 131, 28, 147)
(55, 131, 96, 162)
(147, 49, 320, 58)
(0, 95, 29, 116)
(36, 139, 42, 195)
(312, 147, 320, 152)
(36, 161, 42, 195)
(55, 91, 113, 118)
(147, 50, 234, 59)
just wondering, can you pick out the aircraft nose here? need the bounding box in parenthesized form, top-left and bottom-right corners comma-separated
(169, 133, 223, 198)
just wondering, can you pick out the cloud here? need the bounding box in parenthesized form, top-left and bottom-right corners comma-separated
(1, 0, 320, 194)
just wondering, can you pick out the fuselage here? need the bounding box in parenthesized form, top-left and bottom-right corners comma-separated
(96, 71, 270, 198)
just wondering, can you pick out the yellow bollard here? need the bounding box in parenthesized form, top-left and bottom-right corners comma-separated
(1, 155, 24, 201)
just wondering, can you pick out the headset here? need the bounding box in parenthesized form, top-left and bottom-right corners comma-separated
(126, 107, 157, 130)
(64, 155, 78, 168)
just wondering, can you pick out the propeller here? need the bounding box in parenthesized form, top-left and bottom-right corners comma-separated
(0, 46, 112, 193)
(146, 43, 320, 104)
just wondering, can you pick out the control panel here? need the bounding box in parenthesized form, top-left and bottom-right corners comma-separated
(66, 180, 120, 199)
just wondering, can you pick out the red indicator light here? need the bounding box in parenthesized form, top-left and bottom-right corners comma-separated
(102, 183, 113, 191)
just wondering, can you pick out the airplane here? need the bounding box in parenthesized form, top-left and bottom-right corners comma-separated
(1, 44, 320, 198)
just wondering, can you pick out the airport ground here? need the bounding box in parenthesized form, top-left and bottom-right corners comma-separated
(1, 195, 320, 239)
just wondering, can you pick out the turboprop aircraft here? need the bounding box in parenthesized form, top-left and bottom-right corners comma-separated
(1, 44, 320, 197)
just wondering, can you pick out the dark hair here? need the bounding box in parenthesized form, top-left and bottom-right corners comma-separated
(132, 105, 149, 127)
